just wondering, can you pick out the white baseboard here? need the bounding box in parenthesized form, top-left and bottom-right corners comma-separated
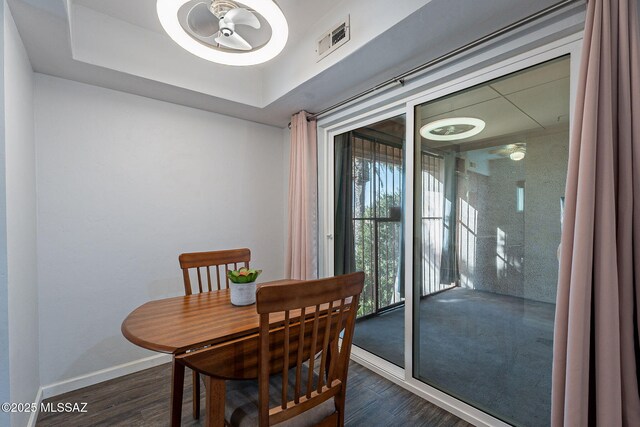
(41, 354, 171, 400)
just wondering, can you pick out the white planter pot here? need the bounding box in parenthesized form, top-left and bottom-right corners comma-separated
(230, 281, 257, 306)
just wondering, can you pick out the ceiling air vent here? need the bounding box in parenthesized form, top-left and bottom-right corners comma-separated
(316, 16, 350, 62)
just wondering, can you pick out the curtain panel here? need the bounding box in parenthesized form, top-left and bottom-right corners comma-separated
(334, 132, 355, 276)
(285, 111, 318, 280)
(551, 0, 640, 425)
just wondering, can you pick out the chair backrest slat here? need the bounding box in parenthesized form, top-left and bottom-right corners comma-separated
(328, 298, 346, 383)
(281, 311, 290, 409)
(178, 248, 251, 295)
(294, 306, 306, 403)
(196, 268, 203, 293)
(256, 272, 364, 426)
(306, 306, 320, 399)
(258, 312, 270, 426)
(316, 301, 334, 392)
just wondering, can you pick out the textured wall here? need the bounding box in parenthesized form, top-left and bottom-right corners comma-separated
(457, 169, 489, 289)
(457, 130, 568, 303)
(488, 158, 526, 298)
(458, 158, 526, 296)
(523, 133, 569, 303)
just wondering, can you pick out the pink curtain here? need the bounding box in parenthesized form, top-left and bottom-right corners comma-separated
(551, 0, 640, 425)
(285, 111, 318, 280)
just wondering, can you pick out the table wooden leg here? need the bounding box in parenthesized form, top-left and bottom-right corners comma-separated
(204, 376, 225, 427)
(192, 371, 200, 420)
(170, 358, 185, 427)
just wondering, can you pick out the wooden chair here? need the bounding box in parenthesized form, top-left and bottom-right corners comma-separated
(177, 248, 251, 420)
(179, 248, 251, 295)
(224, 272, 365, 426)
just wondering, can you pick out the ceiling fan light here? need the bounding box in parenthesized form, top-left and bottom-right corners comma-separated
(157, 0, 288, 66)
(510, 150, 526, 161)
(420, 117, 486, 141)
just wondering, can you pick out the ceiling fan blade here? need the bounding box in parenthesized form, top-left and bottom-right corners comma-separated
(187, 2, 218, 38)
(222, 7, 261, 29)
(215, 32, 252, 50)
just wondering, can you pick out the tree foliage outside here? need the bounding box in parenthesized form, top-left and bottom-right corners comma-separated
(352, 172, 403, 317)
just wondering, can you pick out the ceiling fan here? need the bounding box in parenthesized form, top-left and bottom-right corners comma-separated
(489, 143, 527, 161)
(186, 0, 261, 51)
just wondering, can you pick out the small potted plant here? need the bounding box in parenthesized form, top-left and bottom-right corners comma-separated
(227, 267, 262, 306)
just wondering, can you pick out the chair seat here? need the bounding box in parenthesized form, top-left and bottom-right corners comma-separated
(225, 366, 336, 427)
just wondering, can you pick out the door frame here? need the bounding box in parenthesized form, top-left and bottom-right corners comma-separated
(317, 32, 583, 427)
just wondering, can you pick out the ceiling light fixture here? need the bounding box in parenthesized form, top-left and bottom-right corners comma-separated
(420, 117, 486, 141)
(157, 0, 288, 66)
(510, 149, 526, 161)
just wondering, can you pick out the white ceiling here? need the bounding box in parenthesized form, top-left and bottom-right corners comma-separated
(8, 0, 575, 127)
(74, 0, 166, 33)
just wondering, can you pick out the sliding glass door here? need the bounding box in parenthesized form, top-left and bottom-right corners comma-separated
(334, 115, 406, 367)
(412, 57, 570, 426)
(328, 54, 572, 426)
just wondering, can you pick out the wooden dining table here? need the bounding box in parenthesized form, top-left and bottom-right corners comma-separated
(121, 279, 299, 427)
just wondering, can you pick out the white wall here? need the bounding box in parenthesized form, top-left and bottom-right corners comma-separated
(35, 74, 288, 387)
(0, 2, 9, 426)
(4, 2, 38, 426)
(262, 0, 432, 103)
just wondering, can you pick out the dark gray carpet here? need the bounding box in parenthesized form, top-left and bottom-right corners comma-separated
(353, 287, 555, 427)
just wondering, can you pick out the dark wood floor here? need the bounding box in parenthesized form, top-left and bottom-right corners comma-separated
(36, 361, 471, 426)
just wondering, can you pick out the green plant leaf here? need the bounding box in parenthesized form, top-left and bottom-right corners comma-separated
(227, 267, 262, 283)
